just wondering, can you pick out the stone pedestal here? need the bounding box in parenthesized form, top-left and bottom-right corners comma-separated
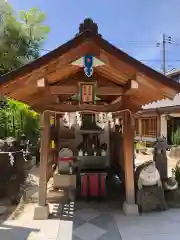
(123, 201, 139, 216)
(33, 204, 49, 220)
(137, 186, 167, 212)
(53, 174, 76, 189)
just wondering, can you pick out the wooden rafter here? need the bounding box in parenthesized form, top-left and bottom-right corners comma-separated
(49, 85, 123, 96)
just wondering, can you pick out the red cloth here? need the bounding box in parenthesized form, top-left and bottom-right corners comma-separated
(58, 157, 72, 162)
(81, 173, 106, 198)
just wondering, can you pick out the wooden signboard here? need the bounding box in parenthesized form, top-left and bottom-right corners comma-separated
(79, 82, 96, 104)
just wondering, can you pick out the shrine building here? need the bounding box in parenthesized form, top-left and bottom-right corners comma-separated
(1, 18, 180, 219)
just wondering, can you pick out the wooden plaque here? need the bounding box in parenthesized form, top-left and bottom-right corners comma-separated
(79, 82, 96, 104)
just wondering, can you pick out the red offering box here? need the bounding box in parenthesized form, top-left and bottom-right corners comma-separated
(80, 173, 106, 198)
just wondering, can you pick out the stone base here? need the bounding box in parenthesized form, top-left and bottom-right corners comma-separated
(53, 174, 76, 189)
(33, 204, 49, 220)
(123, 202, 139, 216)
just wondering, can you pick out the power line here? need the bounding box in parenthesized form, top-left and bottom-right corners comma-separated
(140, 59, 180, 62)
(38, 39, 180, 53)
(39, 36, 180, 72)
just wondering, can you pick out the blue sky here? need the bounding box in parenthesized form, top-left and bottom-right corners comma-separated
(8, 0, 180, 73)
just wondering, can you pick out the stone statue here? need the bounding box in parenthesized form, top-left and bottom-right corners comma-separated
(164, 177, 178, 191)
(164, 177, 180, 206)
(136, 161, 167, 212)
(153, 137, 168, 182)
(58, 148, 74, 174)
(137, 161, 162, 189)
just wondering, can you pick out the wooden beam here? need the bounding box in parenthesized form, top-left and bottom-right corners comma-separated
(123, 111, 137, 209)
(32, 96, 141, 113)
(97, 86, 123, 95)
(50, 85, 77, 95)
(96, 66, 127, 85)
(124, 79, 139, 95)
(2, 39, 94, 95)
(49, 85, 123, 96)
(91, 42, 177, 100)
(33, 101, 132, 113)
(110, 96, 122, 104)
(36, 103, 113, 112)
(38, 111, 50, 207)
(136, 73, 175, 99)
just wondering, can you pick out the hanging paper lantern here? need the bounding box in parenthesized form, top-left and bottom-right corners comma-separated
(84, 55, 93, 77)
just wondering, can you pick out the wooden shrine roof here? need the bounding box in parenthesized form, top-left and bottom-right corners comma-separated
(1, 18, 180, 113)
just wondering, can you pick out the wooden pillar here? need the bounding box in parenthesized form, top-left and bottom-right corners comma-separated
(34, 111, 50, 220)
(123, 111, 139, 215)
(38, 111, 50, 206)
(55, 113, 60, 154)
(139, 117, 142, 137)
(157, 112, 161, 137)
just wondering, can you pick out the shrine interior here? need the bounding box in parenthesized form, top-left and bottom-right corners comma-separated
(53, 111, 126, 202)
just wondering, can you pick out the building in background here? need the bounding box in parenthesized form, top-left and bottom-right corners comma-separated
(135, 69, 180, 145)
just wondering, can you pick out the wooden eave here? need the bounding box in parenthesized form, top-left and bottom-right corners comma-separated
(139, 105, 180, 115)
(1, 19, 180, 113)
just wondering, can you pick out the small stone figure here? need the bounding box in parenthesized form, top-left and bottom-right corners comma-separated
(164, 177, 178, 191)
(164, 177, 180, 206)
(136, 161, 167, 212)
(153, 137, 168, 182)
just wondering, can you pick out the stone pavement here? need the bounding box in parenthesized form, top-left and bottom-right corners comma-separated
(114, 208, 180, 240)
(1, 196, 180, 239)
(73, 201, 180, 240)
(0, 203, 73, 240)
(72, 201, 122, 240)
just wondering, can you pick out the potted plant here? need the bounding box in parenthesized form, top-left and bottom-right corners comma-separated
(172, 162, 180, 186)
(135, 141, 146, 154)
(171, 127, 180, 146)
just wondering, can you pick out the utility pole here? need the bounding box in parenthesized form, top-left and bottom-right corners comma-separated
(162, 33, 166, 75)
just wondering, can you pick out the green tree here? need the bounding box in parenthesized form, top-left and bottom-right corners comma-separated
(0, 0, 50, 75)
(0, 1, 49, 142)
(171, 127, 180, 146)
(0, 98, 40, 144)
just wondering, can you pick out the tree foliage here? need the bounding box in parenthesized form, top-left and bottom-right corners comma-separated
(171, 127, 180, 146)
(0, 0, 50, 75)
(0, 1, 49, 142)
(0, 99, 40, 144)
